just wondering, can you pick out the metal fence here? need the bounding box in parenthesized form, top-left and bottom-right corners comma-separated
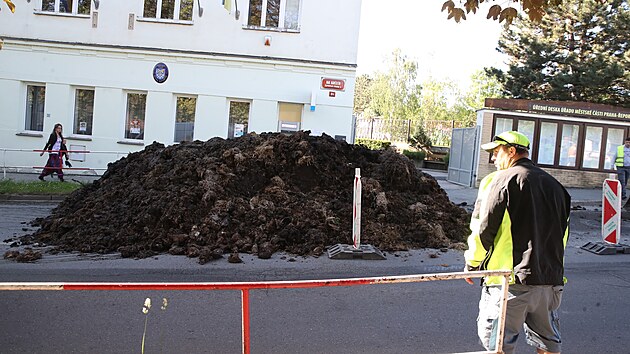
(0, 148, 130, 179)
(355, 118, 472, 146)
(0, 269, 511, 354)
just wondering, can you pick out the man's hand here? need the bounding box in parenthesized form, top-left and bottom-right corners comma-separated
(464, 264, 477, 285)
(65, 160, 72, 168)
(40, 152, 44, 156)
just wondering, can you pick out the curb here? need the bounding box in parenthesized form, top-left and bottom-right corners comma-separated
(0, 194, 66, 202)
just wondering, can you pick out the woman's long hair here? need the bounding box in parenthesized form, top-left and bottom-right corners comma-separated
(51, 123, 64, 140)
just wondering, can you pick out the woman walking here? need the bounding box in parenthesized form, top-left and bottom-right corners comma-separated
(38, 123, 70, 182)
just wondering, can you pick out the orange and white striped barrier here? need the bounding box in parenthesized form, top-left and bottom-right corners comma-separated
(0, 270, 511, 354)
(602, 178, 621, 244)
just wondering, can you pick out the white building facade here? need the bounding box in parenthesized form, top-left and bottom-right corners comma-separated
(0, 0, 362, 174)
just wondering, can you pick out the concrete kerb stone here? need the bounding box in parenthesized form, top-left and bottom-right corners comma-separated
(0, 194, 66, 202)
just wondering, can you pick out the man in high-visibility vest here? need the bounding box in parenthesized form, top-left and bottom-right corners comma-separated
(614, 137, 630, 199)
(464, 131, 571, 354)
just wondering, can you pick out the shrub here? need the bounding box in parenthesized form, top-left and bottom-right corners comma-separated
(402, 149, 426, 161)
(409, 126, 432, 149)
(355, 138, 392, 150)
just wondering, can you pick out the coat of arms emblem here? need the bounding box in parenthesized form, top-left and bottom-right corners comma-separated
(153, 62, 169, 84)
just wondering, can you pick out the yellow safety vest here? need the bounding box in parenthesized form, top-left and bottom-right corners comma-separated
(616, 145, 626, 167)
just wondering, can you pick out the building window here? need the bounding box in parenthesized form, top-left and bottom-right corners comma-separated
(125, 93, 147, 140)
(228, 101, 250, 138)
(278, 102, 302, 134)
(174, 96, 196, 142)
(605, 128, 625, 170)
(538, 122, 558, 165)
(248, 0, 300, 30)
(491, 114, 630, 172)
(143, 0, 194, 21)
(559, 124, 580, 167)
(517, 119, 536, 158)
(582, 126, 603, 169)
(494, 117, 513, 134)
(42, 0, 91, 15)
(25, 85, 45, 132)
(73, 89, 94, 136)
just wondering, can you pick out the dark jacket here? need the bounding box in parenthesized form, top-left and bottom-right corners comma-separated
(470, 158, 571, 285)
(43, 133, 69, 160)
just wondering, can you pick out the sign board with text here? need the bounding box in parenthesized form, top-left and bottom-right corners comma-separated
(321, 78, 345, 91)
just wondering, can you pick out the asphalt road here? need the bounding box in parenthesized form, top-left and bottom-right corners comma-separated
(1, 201, 630, 353)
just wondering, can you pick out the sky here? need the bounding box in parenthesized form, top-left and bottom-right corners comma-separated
(356, 0, 509, 89)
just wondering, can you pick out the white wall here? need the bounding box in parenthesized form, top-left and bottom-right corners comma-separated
(0, 0, 362, 65)
(195, 95, 229, 140)
(0, 0, 361, 173)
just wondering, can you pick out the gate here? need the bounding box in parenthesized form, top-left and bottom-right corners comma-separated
(448, 127, 480, 187)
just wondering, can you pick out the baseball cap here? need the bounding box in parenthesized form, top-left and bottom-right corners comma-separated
(481, 131, 530, 152)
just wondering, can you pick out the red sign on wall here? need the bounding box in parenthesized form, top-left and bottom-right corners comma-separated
(321, 78, 345, 91)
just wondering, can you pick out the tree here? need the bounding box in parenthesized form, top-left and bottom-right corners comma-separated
(441, 0, 606, 24)
(353, 74, 373, 117)
(491, 0, 629, 107)
(451, 70, 505, 126)
(418, 78, 454, 122)
(364, 49, 422, 121)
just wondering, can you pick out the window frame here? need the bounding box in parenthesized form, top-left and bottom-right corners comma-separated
(39, 0, 91, 16)
(535, 120, 559, 166)
(246, 0, 301, 31)
(140, 0, 195, 23)
(603, 127, 626, 171)
(227, 99, 252, 139)
(555, 122, 582, 169)
(489, 113, 630, 172)
(124, 92, 147, 141)
(580, 125, 604, 170)
(72, 87, 95, 136)
(24, 84, 46, 133)
(173, 95, 197, 143)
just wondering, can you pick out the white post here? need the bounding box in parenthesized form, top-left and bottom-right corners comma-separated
(352, 168, 362, 249)
(2, 149, 6, 179)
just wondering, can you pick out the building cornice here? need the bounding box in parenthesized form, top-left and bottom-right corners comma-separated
(0, 36, 358, 72)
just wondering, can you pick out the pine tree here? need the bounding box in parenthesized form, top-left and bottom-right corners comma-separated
(494, 0, 629, 107)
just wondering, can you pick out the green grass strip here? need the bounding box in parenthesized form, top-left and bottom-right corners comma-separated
(0, 179, 82, 195)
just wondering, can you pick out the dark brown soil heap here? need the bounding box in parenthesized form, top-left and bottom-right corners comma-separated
(25, 131, 470, 263)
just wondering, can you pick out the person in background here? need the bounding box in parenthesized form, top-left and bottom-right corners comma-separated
(465, 131, 571, 354)
(38, 123, 71, 182)
(614, 137, 630, 199)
